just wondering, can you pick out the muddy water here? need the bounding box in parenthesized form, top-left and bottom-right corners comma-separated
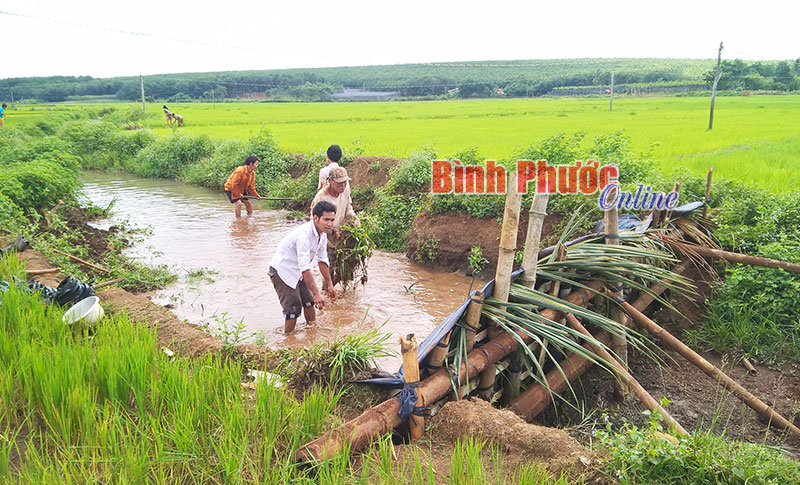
(80, 171, 478, 369)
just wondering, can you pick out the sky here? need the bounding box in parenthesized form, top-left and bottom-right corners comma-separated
(1, 0, 798, 79)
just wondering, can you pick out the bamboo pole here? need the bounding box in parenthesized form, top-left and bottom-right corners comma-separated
(702, 166, 714, 218)
(94, 278, 125, 289)
(536, 244, 567, 367)
(425, 331, 451, 378)
(463, 291, 484, 352)
(565, 313, 687, 435)
(604, 188, 628, 400)
(400, 334, 424, 441)
(519, 192, 549, 289)
(663, 240, 800, 274)
(742, 357, 757, 375)
(242, 196, 293, 201)
(461, 290, 485, 397)
(477, 361, 496, 400)
(492, 170, 523, 316)
(510, 331, 612, 420)
(628, 261, 690, 314)
(617, 300, 800, 439)
(296, 282, 603, 462)
(489, 170, 523, 398)
(664, 182, 681, 223)
(52, 248, 111, 273)
(25, 268, 59, 276)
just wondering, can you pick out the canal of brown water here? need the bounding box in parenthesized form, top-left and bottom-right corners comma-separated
(81, 171, 479, 369)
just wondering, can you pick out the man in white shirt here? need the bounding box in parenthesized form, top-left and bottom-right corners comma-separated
(317, 144, 342, 190)
(268, 201, 338, 333)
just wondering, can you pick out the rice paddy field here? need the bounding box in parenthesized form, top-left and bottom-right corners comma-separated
(10, 94, 800, 191)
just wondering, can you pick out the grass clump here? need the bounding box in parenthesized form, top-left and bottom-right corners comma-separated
(595, 410, 800, 484)
(277, 326, 392, 386)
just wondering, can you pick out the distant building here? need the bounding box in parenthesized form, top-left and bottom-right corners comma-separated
(332, 88, 399, 101)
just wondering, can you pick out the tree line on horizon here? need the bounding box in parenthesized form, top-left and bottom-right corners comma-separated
(0, 58, 798, 103)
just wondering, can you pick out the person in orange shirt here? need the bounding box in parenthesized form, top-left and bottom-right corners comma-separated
(224, 155, 262, 217)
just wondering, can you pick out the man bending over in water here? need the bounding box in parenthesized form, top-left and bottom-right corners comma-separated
(268, 201, 338, 333)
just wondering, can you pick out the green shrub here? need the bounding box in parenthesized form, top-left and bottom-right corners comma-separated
(468, 246, 489, 275)
(384, 147, 436, 196)
(363, 193, 423, 252)
(268, 171, 318, 208)
(596, 412, 800, 484)
(183, 139, 250, 188)
(0, 193, 25, 229)
(414, 235, 439, 264)
(116, 129, 156, 159)
(0, 160, 80, 211)
(712, 189, 800, 253)
(59, 120, 119, 156)
(133, 133, 215, 179)
(351, 185, 376, 210)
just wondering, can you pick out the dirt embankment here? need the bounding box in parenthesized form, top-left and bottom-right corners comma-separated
(345, 156, 397, 188)
(288, 154, 398, 188)
(407, 211, 564, 276)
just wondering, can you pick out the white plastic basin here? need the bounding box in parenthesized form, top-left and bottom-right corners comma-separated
(62, 296, 105, 326)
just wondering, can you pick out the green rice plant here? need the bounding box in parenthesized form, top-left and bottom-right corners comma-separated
(298, 386, 343, 443)
(448, 436, 487, 484)
(408, 446, 436, 485)
(513, 465, 574, 484)
(0, 414, 22, 479)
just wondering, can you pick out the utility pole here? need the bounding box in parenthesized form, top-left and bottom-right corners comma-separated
(140, 75, 146, 113)
(708, 42, 724, 130)
(10, 89, 14, 104)
(609, 70, 615, 111)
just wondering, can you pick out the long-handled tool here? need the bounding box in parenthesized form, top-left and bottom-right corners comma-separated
(242, 196, 292, 201)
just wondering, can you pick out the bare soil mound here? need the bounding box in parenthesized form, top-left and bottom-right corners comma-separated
(422, 398, 601, 480)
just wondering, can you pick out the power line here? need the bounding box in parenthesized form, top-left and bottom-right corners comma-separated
(0, 9, 269, 53)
